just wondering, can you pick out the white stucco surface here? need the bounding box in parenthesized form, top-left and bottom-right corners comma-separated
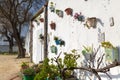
(29, 0, 120, 79)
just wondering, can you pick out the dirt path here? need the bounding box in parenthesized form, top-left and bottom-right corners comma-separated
(0, 55, 30, 80)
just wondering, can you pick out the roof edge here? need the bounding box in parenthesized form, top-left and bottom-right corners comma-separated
(31, 6, 44, 21)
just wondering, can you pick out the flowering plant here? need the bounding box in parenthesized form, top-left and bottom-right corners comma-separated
(74, 12, 84, 22)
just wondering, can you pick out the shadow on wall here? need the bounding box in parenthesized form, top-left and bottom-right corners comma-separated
(100, 73, 120, 79)
(118, 46, 120, 61)
(97, 18, 104, 27)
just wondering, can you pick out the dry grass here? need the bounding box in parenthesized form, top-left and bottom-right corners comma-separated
(0, 55, 31, 80)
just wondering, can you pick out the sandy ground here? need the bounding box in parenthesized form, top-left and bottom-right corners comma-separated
(0, 55, 31, 80)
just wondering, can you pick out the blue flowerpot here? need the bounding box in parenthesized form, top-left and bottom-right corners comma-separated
(55, 40, 60, 45)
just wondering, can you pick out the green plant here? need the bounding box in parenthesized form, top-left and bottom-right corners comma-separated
(34, 50, 80, 80)
(54, 36, 58, 40)
(101, 41, 114, 48)
(21, 62, 29, 69)
(34, 58, 56, 80)
(82, 45, 93, 55)
(23, 67, 35, 75)
(64, 49, 80, 68)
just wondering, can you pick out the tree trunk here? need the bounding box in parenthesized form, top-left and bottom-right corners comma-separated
(9, 40, 13, 53)
(12, 25, 25, 58)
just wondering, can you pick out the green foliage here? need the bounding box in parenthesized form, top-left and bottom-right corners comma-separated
(34, 58, 58, 80)
(64, 49, 80, 68)
(82, 45, 93, 54)
(23, 67, 35, 75)
(21, 62, 29, 67)
(54, 36, 59, 40)
(101, 41, 114, 48)
(34, 49, 80, 80)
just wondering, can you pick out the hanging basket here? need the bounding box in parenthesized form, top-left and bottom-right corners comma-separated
(65, 8, 73, 16)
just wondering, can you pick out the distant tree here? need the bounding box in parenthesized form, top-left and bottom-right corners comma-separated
(0, 24, 14, 53)
(0, 0, 45, 58)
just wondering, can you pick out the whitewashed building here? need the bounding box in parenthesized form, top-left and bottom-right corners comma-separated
(26, 0, 120, 79)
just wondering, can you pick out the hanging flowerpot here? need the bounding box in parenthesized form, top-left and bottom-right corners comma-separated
(78, 15, 84, 22)
(65, 8, 73, 16)
(105, 47, 119, 63)
(39, 18, 44, 22)
(56, 9, 63, 18)
(85, 17, 97, 29)
(55, 40, 60, 45)
(39, 34, 44, 40)
(74, 12, 84, 22)
(50, 45, 57, 54)
(49, 2, 55, 12)
(50, 21, 56, 30)
(59, 40, 65, 46)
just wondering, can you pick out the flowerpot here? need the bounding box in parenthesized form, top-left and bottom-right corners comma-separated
(56, 9, 63, 18)
(65, 8, 73, 16)
(51, 45, 57, 54)
(50, 22, 56, 30)
(59, 40, 65, 46)
(78, 15, 84, 22)
(50, 2, 55, 12)
(55, 40, 60, 45)
(50, 6, 55, 12)
(74, 13, 79, 19)
(105, 47, 119, 62)
(21, 66, 29, 70)
(83, 53, 92, 61)
(55, 76, 62, 80)
(23, 74, 35, 80)
(85, 17, 97, 29)
(39, 34, 44, 40)
(39, 18, 44, 22)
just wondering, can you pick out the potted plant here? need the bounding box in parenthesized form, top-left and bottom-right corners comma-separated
(50, 45, 57, 54)
(101, 41, 119, 62)
(74, 12, 84, 22)
(56, 9, 63, 18)
(34, 58, 59, 80)
(21, 62, 29, 70)
(49, 2, 55, 12)
(59, 39, 65, 46)
(84, 17, 97, 29)
(22, 67, 35, 80)
(65, 8, 73, 16)
(82, 45, 93, 61)
(54, 36, 60, 45)
(50, 21, 56, 30)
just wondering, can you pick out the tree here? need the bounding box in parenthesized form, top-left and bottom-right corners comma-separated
(0, 24, 14, 53)
(0, 0, 44, 58)
(51, 47, 120, 80)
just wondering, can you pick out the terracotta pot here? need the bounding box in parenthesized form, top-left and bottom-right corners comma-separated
(85, 17, 97, 29)
(65, 8, 73, 16)
(50, 22, 56, 30)
(39, 18, 44, 22)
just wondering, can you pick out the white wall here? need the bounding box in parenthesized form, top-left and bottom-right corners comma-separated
(32, 13, 44, 64)
(32, 0, 120, 79)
